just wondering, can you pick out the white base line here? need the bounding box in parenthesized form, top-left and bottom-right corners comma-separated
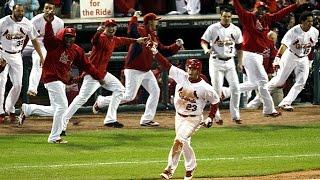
(2, 154, 320, 170)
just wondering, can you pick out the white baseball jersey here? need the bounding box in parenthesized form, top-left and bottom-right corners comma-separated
(201, 22, 243, 58)
(169, 66, 220, 116)
(281, 25, 319, 57)
(0, 15, 38, 52)
(27, 13, 64, 48)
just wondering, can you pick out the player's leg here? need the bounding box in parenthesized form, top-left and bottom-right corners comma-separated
(268, 52, 296, 91)
(246, 93, 262, 109)
(62, 75, 100, 131)
(0, 65, 9, 116)
(45, 81, 68, 143)
(5, 54, 23, 117)
(244, 52, 277, 115)
(21, 103, 54, 117)
(279, 58, 309, 107)
(225, 65, 240, 121)
(182, 137, 197, 179)
(100, 72, 125, 125)
(94, 69, 143, 108)
(209, 59, 224, 122)
(140, 70, 160, 125)
(28, 48, 47, 96)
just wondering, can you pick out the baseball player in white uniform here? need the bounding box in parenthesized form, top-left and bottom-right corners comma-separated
(201, 8, 243, 124)
(0, 4, 43, 123)
(255, 11, 319, 111)
(146, 42, 220, 180)
(25, 1, 64, 96)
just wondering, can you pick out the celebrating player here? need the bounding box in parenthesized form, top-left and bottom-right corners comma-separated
(143, 42, 220, 180)
(40, 19, 104, 143)
(94, 11, 183, 127)
(231, 0, 307, 117)
(254, 11, 319, 111)
(201, 8, 243, 124)
(24, 0, 64, 96)
(61, 19, 147, 132)
(0, 4, 44, 124)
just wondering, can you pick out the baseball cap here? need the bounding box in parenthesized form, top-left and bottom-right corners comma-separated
(254, 1, 269, 10)
(104, 19, 117, 27)
(143, 13, 161, 24)
(64, 27, 76, 37)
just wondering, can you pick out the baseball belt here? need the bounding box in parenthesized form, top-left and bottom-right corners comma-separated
(289, 49, 305, 58)
(177, 112, 197, 117)
(217, 57, 231, 61)
(0, 47, 21, 54)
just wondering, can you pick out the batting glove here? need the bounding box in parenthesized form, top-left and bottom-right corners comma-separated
(176, 38, 184, 47)
(201, 117, 213, 128)
(272, 56, 281, 71)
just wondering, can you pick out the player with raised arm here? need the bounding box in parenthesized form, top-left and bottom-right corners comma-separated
(60, 19, 147, 133)
(231, 0, 307, 117)
(201, 8, 243, 125)
(39, 18, 105, 143)
(145, 41, 220, 180)
(93, 11, 184, 127)
(0, 4, 44, 124)
(25, 0, 64, 96)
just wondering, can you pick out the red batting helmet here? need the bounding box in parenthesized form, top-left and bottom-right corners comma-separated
(64, 27, 76, 37)
(185, 59, 202, 72)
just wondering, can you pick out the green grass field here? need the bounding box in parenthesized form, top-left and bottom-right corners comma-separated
(1, 123, 320, 179)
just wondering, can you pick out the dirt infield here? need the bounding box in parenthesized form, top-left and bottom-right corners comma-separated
(1, 104, 320, 178)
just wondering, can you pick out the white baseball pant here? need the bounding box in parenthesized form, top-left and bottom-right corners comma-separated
(164, 114, 201, 173)
(241, 51, 276, 114)
(268, 50, 309, 106)
(96, 69, 160, 124)
(28, 47, 47, 94)
(209, 57, 240, 120)
(45, 81, 68, 142)
(0, 52, 23, 115)
(62, 72, 125, 130)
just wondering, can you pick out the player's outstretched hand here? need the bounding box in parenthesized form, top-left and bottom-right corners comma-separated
(133, 11, 142, 17)
(40, 57, 45, 67)
(136, 37, 148, 44)
(203, 48, 212, 55)
(201, 117, 213, 128)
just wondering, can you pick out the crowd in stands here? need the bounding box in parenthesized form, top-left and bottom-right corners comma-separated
(1, 0, 319, 19)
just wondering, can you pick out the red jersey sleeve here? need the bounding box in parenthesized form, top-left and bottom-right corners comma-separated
(75, 48, 104, 80)
(267, 3, 297, 23)
(233, 0, 252, 23)
(114, 37, 136, 48)
(154, 52, 172, 71)
(44, 22, 59, 51)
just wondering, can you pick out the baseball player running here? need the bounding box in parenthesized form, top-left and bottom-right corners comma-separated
(231, 0, 307, 117)
(61, 19, 146, 132)
(25, 1, 64, 96)
(94, 11, 183, 127)
(252, 11, 319, 111)
(145, 42, 220, 180)
(201, 8, 243, 124)
(0, 4, 44, 124)
(41, 19, 104, 143)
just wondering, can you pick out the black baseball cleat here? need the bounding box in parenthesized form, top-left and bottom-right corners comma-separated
(104, 121, 124, 128)
(140, 121, 160, 127)
(60, 131, 66, 136)
(233, 118, 242, 124)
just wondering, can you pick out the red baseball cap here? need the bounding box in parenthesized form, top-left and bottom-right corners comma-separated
(104, 19, 117, 27)
(254, 1, 269, 9)
(143, 13, 161, 24)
